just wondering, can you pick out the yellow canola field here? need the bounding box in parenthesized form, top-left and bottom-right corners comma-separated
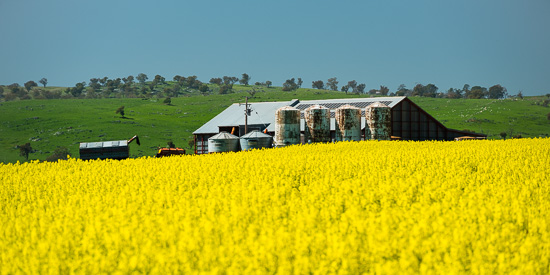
(1, 139, 549, 274)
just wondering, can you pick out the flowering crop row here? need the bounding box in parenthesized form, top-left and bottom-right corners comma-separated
(1, 139, 549, 274)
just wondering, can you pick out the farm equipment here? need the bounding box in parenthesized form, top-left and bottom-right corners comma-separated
(79, 135, 140, 160)
(156, 147, 186, 157)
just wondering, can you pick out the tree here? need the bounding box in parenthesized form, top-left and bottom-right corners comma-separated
(312, 80, 324, 89)
(67, 82, 86, 98)
(547, 112, 550, 121)
(297, 78, 303, 88)
(46, 146, 71, 162)
(136, 73, 148, 85)
(379, 85, 389, 96)
(173, 75, 183, 82)
(356, 83, 366, 94)
(164, 97, 172, 105)
(24, 81, 38, 91)
(116, 106, 125, 118)
(282, 78, 299, 91)
(467, 86, 487, 99)
(488, 84, 506, 99)
(424, 84, 438, 98)
(199, 84, 209, 95)
(223, 76, 238, 85)
(39, 78, 48, 87)
(167, 141, 176, 148)
(341, 85, 350, 94)
(347, 80, 358, 93)
(326, 77, 338, 91)
(123, 75, 134, 85)
(500, 132, 507, 140)
(19, 143, 32, 161)
(210, 78, 223, 85)
(517, 91, 523, 99)
(239, 73, 251, 86)
(266, 81, 272, 88)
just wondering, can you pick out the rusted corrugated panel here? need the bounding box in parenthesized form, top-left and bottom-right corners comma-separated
(366, 102, 391, 140)
(335, 105, 361, 141)
(274, 106, 301, 146)
(304, 105, 331, 143)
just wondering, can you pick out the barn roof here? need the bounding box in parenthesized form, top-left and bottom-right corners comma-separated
(193, 97, 407, 135)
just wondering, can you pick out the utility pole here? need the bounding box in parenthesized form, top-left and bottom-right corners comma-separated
(244, 96, 249, 134)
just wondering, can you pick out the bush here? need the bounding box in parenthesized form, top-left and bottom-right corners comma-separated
(46, 147, 71, 162)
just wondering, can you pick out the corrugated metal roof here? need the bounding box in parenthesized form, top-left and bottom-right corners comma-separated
(194, 97, 407, 135)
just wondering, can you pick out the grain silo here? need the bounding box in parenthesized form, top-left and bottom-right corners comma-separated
(208, 132, 240, 153)
(274, 106, 301, 146)
(335, 105, 362, 141)
(304, 105, 331, 143)
(366, 102, 391, 140)
(240, 130, 273, 151)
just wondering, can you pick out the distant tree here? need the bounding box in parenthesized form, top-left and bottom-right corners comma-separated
(500, 132, 507, 140)
(136, 73, 148, 85)
(326, 77, 338, 91)
(368, 89, 378, 95)
(512, 134, 522, 139)
(188, 139, 195, 149)
(424, 84, 438, 98)
(115, 106, 125, 117)
(462, 84, 470, 95)
(265, 80, 272, 88)
(282, 78, 299, 91)
(218, 84, 231, 95)
(173, 75, 183, 82)
(517, 91, 523, 99)
(347, 80, 358, 93)
(466, 86, 487, 99)
(341, 85, 350, 94)
(297, 78, 303, 88)
(19, 143, 32, 161)
(164, 97, 172, 105)
(99, 77, 108, 86)
(546, 93, 550, 99)
(488, 84, 507, 99)
(379, 85, 389, 96)
(312, 80, 324, 89)
(239, 73, 251, 86)
(24, 81, 38, 91)
(89, 78, 101, 92)
(167, 141, 176, 148)
(122, 75, 134, 85)
(68, 82, 86, 98)
(199, 84, 209, 95)
(446, 88, 462, 99)
(356, 83, 366, 94)
(46, 146, 71, 162)
(210, 78, 223, 85)
(39, 78, 48, 88)
(547, 112, 550, 121)
(223, 76, 238, 85)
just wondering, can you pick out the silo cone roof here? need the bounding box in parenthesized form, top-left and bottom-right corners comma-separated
(209, 131, 239, 140)
(277, 106, 299, 111)
(241, 130, 272, 139)
(369, 102, 389, 108)
(336, 104, 361, 110)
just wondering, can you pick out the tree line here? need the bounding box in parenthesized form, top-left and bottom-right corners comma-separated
(0, 73, 527, 102)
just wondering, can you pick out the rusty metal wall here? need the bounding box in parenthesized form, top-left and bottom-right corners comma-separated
(304, 105, 331, 143)
(274, 106, 301, 146)
(366, 102, 391, 140)
(335, 105, 362, 141)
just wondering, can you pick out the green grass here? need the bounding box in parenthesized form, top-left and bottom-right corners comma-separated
(1, 86, 549, 164)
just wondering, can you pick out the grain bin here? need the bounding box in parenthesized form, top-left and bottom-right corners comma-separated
(304, 105, 331, 143)
(335, 105, 362, 141)
(274, 106, 301, 146)
(366, 102, 391, 140)
(240, 130, 273, 150)
(208, 132, 240, 153)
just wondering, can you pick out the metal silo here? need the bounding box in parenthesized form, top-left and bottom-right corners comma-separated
(208, 132, 240, 153)
(366, 102, 391, 140)
(304, 105, 331, 143)
(335, 104, 361, 141)
(240, 130, 273, 151)
(274, 106, 301, 146)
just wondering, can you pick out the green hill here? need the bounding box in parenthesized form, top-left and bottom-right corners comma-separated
(1, 87, 549, 164)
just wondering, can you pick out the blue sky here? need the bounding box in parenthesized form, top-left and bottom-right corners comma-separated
(1, 0, 549, 96)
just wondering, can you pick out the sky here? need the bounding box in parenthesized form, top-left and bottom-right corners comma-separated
(1, 0, 549, 96)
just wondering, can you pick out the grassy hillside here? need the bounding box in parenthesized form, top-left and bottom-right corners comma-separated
(1, 87, 549, 164)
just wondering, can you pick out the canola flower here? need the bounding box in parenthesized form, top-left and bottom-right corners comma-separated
(1, 139, 549, 274)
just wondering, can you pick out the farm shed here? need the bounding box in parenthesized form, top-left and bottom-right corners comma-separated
(192, 97, 485, 154)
